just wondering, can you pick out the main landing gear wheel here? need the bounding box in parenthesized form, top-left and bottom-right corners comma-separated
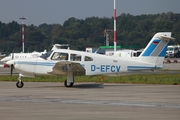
(16, 81, 24, 88)
(64, 80, 74, 87)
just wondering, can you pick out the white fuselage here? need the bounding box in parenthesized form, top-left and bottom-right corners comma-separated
(13, 49, 160, 78)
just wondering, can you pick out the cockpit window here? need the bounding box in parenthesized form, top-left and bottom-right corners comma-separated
(84, 56, 93, 61)
(70, 54, 81, 61)
(51, 52, 68, 60)
(40, 50, 53, 59)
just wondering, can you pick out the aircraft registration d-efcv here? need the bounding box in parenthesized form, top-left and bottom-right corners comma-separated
(6, 32, 174, 88)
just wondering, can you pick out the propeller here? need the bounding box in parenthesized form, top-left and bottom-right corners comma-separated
(6, 60, 15, 76)
(5, 52, 15, 76)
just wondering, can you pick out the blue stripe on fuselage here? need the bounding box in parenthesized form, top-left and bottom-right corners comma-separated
(127, 66, 155, 71)
(16, 61, 55, 66)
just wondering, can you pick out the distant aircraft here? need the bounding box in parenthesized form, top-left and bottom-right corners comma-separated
(1, 51, 45, 63)
(6, 32, 174, 88)
(0, 52, 6, 57)
(1, 44, 69, 68)
(0, 51, 46, 75)
(1, 44, 70, 63)
(1, 44, 69, 75)
(113, 49, 144, 57)
(51, 44, 69, 50)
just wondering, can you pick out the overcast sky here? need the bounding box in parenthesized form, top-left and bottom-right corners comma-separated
(0, 0, 180, 26)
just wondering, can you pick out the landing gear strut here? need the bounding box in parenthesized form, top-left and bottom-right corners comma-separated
(64, 72, 74, 87)
(16, 75, 24, 88)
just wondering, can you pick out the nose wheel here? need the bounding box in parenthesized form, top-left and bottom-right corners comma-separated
(16, 75, 24, 88)
(16, 81, 24, 88)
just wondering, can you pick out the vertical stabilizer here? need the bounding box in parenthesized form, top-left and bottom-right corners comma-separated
(139, 32, 174, 67)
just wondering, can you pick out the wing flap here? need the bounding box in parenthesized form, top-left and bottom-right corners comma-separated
(48, 61, 85, 76)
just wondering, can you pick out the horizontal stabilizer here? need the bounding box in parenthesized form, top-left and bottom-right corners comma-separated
(159, 35, 175, 40)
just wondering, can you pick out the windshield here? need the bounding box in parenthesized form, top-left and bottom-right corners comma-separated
(40, 50, 53, 59)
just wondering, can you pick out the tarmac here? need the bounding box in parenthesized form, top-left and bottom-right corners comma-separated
(0, 60, 180, 120)
(0, 82, 180, 120)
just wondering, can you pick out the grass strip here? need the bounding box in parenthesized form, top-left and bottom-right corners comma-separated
(0, 73, 180, 85)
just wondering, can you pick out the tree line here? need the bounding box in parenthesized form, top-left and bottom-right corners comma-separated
(0, 12, 180, 54)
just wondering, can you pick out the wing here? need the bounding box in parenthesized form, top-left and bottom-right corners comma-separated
(48, 61, 85, 76)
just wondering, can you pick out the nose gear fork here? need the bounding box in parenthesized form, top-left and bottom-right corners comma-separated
(16, 74, 24, 88)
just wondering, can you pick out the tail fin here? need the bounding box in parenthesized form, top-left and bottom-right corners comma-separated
(139, 32, 175, 67)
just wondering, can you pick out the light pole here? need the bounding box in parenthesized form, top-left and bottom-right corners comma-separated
(114, 0, 117, 53)
(104, 29, 112, 46)
(20, 16, 27, 53)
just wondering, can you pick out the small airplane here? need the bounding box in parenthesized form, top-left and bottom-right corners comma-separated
(0, 44, 68, 72)
(1, 51, 45, 63)
(6, 32, 174, 88)
(0, 50, 47, 74)
(0, 52, 6, 57)
(1, 44, 69, 65)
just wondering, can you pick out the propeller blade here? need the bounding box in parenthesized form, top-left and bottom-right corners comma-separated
(10, 65, 13, 76)
(12, 53, 14, 59)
